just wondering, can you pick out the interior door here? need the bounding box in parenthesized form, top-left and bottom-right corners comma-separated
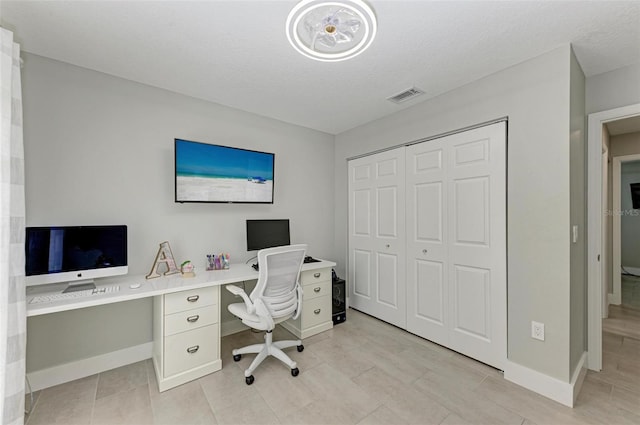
(348, 148, 406, 328)
(406, 138, 450, 346)
(407, 122, 506, 369)
(446, 122, 506, 369)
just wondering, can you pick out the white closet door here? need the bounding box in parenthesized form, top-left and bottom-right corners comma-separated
(406, 138, 450, 346)
(348, 148, 406, 328)
(447, 123, 506, 369)
(406, 122, 506, 369)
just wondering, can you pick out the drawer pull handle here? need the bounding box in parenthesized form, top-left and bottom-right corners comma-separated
(186, 315, 200, 323)
(314, 287, 321, 293)
(314, 309, 321, 315)
(186, 295, 200, 302)
(314, 273, 321, 278)
(186, 345, 200, 354)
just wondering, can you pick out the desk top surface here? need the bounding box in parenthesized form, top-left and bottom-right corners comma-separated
(26, 259, 336, 317)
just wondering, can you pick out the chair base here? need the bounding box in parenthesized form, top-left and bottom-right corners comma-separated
(232, 330, 302, 380)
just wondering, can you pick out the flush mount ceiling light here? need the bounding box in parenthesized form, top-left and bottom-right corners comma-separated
(286, 0, 377, 62)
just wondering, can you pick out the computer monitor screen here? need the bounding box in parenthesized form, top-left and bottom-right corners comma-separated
(246, 219, 290, 251)
(25, 225, 128, 287)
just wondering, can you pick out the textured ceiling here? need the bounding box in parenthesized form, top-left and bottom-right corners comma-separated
(2, 0, 639, 135)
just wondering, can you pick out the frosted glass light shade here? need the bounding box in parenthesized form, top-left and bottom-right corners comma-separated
(286, 0, 377, 62)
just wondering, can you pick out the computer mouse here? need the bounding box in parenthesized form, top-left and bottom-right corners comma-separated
(129, 283, 141, 289)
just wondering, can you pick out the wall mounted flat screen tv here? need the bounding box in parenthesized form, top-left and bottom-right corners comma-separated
(175, 138, 275, 204)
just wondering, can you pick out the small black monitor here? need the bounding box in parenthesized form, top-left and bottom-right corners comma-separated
(246, 219, 290, 251)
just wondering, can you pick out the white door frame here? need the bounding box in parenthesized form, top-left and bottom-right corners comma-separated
(601, 146, 608, 318)
(587, 103, 640, 371)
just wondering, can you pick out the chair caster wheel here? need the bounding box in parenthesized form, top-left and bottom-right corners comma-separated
(297, 344, 304, 352)
(245, 375, 254, 385)
(291, 367, 299, 377)
(233, 354, 241, 362)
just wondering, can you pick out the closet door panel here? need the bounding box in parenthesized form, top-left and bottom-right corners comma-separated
(447, 123, 506, 370)
(406, 140, 449, 344)
(414, 259, 445, 325)
(377, 252, 400, 307)
(452, 265, 491, 340)
(348, 148, 406, 328)
(353, 249, 372, 298)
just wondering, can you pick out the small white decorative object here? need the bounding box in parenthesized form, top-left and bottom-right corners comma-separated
(181, 260, 195, 278)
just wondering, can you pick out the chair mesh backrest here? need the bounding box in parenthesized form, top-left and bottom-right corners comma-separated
(251, 244, 306, 319)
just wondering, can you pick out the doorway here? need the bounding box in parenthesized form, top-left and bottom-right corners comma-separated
(613, 156, 640, 307)
(587, 104, 640, 371)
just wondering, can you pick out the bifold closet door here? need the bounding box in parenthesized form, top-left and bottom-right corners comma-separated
(348, 148, 406, 328)
(406, 122, 506, 369)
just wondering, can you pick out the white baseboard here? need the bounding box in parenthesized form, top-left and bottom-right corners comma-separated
(504, 352, 587, 408)
(608, 292, 621, 305)
(26, 342, 153, 392)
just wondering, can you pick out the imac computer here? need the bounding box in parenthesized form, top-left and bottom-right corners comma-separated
(25, 225, 128, 292)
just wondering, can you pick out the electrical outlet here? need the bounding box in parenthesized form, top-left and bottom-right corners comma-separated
(531, 321, 545, 341)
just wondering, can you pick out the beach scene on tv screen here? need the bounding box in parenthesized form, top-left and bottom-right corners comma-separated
(176, 141, 274, 203)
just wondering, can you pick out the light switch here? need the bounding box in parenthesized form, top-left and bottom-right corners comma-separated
(572, 225, 578, 243)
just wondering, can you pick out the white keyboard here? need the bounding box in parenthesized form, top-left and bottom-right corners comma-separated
(29, 285, 121, 304)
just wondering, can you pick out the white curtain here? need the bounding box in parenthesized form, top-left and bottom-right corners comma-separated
(0, 28, 26, 425)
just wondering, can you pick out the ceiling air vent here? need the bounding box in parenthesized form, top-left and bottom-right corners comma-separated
(387, 87, 425, 104)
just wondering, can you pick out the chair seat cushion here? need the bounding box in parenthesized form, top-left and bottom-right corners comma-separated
(228, 302, 265, 329)
(228, 302, 291, 331)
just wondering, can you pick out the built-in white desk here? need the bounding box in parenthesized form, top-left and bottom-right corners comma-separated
(26, 260, 336, 391)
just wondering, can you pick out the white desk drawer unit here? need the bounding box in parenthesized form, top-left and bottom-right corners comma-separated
(153, 286, 222, 392)
(164, 286, 217, 314)
(164, 304, 219, 336)
(164, 325, 219, 377)
(281, 267, 333, 339)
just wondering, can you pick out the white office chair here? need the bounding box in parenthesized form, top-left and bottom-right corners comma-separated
(226, 244, 307, 385)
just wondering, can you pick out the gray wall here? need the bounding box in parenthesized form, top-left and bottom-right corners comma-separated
(611, 131, 640, 157)
(335, 46, 575, 381)
(569, 50, 587, 374)
(23, 53, 335, 372)
(586, 62, 640, 114)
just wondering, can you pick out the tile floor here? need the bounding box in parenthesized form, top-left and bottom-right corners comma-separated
(25, 308, 640, 425)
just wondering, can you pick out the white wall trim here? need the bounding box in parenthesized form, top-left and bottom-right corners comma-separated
(504, 354, 586, 408)
(587, 103, 640, 372)
(26, 342, 153, 392)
